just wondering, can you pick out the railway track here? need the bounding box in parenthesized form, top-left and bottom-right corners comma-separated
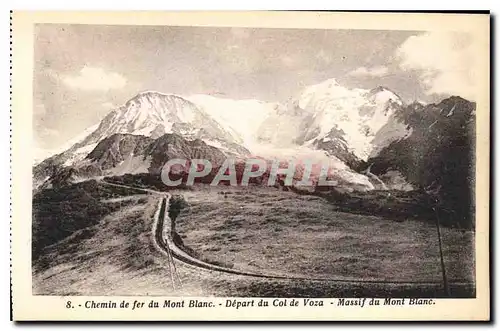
(155, 197, 183, 290)
(102, 180, 475, 288)
(155, 196, 473, 286)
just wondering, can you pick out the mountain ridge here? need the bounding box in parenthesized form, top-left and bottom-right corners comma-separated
(365, 96, 476, 227)
(33, 79, 473, 194)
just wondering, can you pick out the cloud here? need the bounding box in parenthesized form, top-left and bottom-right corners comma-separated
(396, 31, 479, 101)
(347, 65, 389, 77)
(61, 66, 126, 91)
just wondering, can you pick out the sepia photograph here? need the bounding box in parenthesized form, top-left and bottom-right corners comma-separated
(11, 10, 490, 321)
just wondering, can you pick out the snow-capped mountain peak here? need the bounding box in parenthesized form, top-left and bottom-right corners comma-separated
(33, 91, 254, 183)
(108, 92, 199, 135)
(34, 79, 417, 192)
(367, 86, 404, 105)
(294, 79, 406, 162)
(298, 78, 366, 110)
(71, 91, 250, 157)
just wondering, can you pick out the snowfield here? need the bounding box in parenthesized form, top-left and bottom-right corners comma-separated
(295, 79, 406, 161)
(34, 78, 415, 190)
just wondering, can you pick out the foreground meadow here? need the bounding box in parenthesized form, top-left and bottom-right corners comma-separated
(173, 186, 474, 283)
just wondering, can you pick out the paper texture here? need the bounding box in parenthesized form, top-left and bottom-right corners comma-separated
(11, 10, 490, 321)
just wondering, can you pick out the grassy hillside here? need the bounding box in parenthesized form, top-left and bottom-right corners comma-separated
(173, 186, 474, 284)
(32, 180, 149, 264)
(32, 179, 475, 297)
(32, 181, 184, 295)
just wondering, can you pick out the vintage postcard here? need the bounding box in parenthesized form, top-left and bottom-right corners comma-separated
(11, 11, 490, 321)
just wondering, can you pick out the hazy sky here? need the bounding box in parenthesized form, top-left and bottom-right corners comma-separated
(33, 24, 479, 153)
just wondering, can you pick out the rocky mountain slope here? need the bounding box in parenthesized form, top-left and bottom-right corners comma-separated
(83, 91, 246, 153)
(33, 92, 250, 186)
(365, 96, 476, 227)
(38, 133, 227, 189)
(34, 79, 476, 196)
(290, 79, 407, 168)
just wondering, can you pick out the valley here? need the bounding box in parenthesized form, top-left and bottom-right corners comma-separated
(32, 178, 475, 297)
(31, 77, 478, 298)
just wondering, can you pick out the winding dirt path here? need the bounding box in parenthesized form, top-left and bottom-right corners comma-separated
(102, 180, 474, 287)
